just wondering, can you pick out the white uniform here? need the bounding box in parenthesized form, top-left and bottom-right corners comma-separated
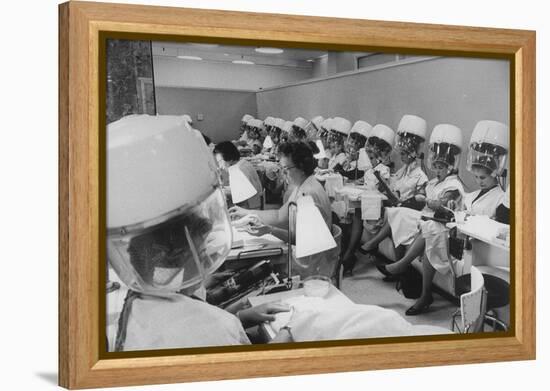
(343, 159, 358, 172)
(286, 175, 334, 278)
(361, 163, 391, 234)
(362, 162, 426, 235)
(328, 152, 347, 171)
(463, 186, 505, 218)
(286, 175, 332, 229)
(421, 185, 504, 273)
(386, 175, 464, 247)
(390, 161, 428, 202)
(503, 185, 510, 208)
(120, 294, 250, 351)
(363, 163, 390, 190)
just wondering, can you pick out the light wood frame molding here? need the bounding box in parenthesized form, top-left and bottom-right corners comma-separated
(59, 1, 536, 389)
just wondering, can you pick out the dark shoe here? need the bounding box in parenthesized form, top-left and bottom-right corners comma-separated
(358, 242, 377, 255)
(375, 263, 392, 277)
(342, 254, 358, 268)
(376, 264, 404, 278)
(106, 281, 120, 293)
(382, 274, 400, 282)
(342, 254, 357, 277)
(405, 295, 434, 316)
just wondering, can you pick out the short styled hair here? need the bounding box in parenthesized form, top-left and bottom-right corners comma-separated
(278, 141, 316, 176)
(213, 141, 240, 162)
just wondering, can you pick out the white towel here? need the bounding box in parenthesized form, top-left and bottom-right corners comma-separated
(287, 303, 451, 341)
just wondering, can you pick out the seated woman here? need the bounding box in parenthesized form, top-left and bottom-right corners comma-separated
(390, 115, 429, 205)
(260, 120, 288, 204)
(231, 142, 338, 279)
(342, 117, 429, 275)
(234, 114, 254, 147)
(408, 126, 508, 315)
(358, 124, 465, 280)
(245, 119, 265, 149)
(213, 141, 263, 210)
(264, 119, 282, 156)
(334, 120, 372, 181)
(406, 121, 510, 315)
(289, 117, 310, 143)
(315, 118, 333, 170)
(495, 184, 510, 224)
(310, 115, 325, 138)
(250, 139, 263, 155)
(361, 124, 394, 189)
(279, 120, 291, 142)
(263, 116, 275, 136)
(229, 141, 332, 243)
(326, 117, 351, 171)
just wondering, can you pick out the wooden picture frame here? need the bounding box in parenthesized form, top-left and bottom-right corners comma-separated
(58, 1, 536, 389)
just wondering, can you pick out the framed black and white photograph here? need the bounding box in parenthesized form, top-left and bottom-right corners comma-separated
(58, 1, 535, 389)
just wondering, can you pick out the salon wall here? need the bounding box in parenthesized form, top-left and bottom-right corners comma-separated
(154, 56, 313, 91)
(156, 86, 258, 143)
(256, 56, 510, 190)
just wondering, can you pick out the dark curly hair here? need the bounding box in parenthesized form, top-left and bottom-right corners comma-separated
(471, 155, 498, 173)
(278, 141, 317, 176)
(290, 125, 308, 141)
(430, 142, 461, 166)
(367, 136, 392, 155)
(348, 132, 367, 149)
(213, 141, 240, 162)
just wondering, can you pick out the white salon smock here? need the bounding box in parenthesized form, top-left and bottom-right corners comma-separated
(121, 294, 250, 351)
(363, 163, 390, 190)
(463, 186, 505, 218)
(386, 175, 464, 247)
(390, 161, 428, 202)
(328, 152, 347, 171)
(421, 185, 503, 273)
(503, 185, 510, 208)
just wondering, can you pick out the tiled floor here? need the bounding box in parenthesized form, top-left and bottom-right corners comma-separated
(340, 253, 458, 330)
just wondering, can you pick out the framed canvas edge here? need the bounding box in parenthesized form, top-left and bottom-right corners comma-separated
(58, 1, 536, 389)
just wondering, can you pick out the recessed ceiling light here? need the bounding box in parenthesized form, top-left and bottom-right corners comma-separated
(223, 53, 229, 56)
(255, 47, 284, 54)
(307, 59, 315, 62)
(232, 60, 255, 65)
(177, 55, 203, 61)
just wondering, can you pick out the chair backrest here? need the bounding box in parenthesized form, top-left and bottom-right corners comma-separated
(293, 223, 342, 284)
(330, 224, 343, 287)
(260, 188, 266, 210)
(459, 265, 487, 333)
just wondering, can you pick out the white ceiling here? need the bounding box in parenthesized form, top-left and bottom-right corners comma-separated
(152, 41, 367, 69)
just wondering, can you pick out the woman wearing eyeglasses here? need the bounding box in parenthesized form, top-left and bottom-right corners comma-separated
(229, 141, 332, 243)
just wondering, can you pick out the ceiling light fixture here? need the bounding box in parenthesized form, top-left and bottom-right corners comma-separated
(177, 55, 203, 61)
(232, 60, 255, 65)
(255, 47, 284, 54)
